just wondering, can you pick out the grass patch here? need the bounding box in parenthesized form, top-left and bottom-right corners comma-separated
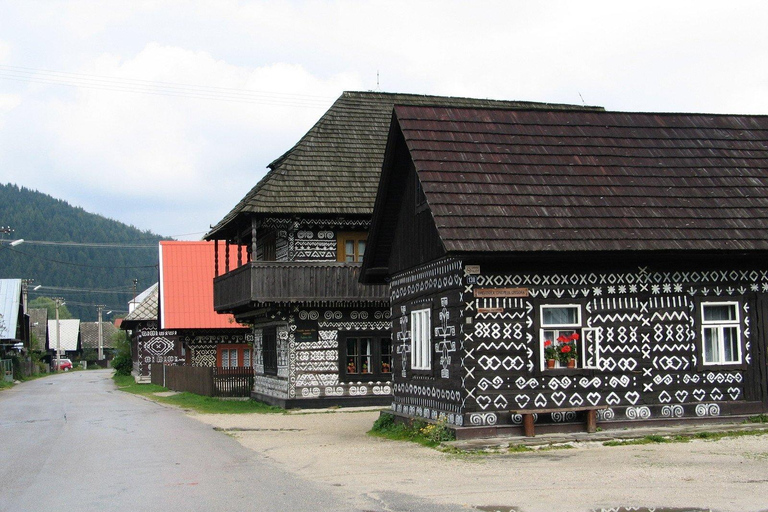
(112, 374, 283, 414)
(368, 412, 455, 448)
(538, 443, 574, 451)
(508, 444, 534, 453)
(745, 414, 768, 424)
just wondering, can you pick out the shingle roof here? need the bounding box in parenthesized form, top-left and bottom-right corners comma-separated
(80, 321, 119, 350)
(393, 106, 768, 253)
(0, 279, 21, 340)
(47, 319, 80, 351)
(206, 91, 599, 239)
(123, 283, 158, 323)
(30, 308, 47, 345)
(159, 241, 246, 330)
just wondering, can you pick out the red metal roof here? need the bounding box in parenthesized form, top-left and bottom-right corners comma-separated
(159, 241, 247, 330)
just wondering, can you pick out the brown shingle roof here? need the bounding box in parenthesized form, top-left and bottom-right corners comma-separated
(80, 321, 119, 349)
(122, 283, 158, 325)
(206, 91, 599, 239)
(394, 106, 768, 253)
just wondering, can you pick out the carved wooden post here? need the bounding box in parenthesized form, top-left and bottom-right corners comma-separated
(251, 218, 259, 262)
(237, 235, 243, 267)
(225, 241, 230, 273)
(214, 240, 219, 277)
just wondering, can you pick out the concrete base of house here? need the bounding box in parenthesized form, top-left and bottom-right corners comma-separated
(252, 391, 392, 410)
(385, 400, 767, 440)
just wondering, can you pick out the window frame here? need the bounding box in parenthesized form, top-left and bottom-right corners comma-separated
(262, 326, 278, 376)
(338, 331, 393, 382)
(539, 304, 583, 371)
(700, 301, 742, 366)
(336, 232, 367, 263)
(411, 308, 432, 371)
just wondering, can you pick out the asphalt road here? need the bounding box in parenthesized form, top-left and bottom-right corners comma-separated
(0, 370, 385, 512)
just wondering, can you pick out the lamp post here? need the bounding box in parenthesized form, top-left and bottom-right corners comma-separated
(96, 304, 105, 360)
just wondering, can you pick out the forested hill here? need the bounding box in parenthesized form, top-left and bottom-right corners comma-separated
(0, 183, 167, 321)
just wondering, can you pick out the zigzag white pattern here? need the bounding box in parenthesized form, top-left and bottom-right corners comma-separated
(651, 310, 690, 322)
(652, 343, 692, 352)
(600, 345, 640, 354)
(589, 312, 647, 324)
(477, 341, 527, 351)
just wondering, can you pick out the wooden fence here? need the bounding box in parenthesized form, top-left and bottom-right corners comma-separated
(150, 364, 254, 398)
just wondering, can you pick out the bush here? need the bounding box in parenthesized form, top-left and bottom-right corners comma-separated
(111, 331, 133, 376)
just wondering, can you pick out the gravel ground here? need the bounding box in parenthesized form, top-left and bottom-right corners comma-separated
(189, 408, 768, 512)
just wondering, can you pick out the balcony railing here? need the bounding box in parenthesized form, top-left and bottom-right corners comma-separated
(213, 261, 389, 313)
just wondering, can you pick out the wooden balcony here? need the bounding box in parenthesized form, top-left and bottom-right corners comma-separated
(213, 261, 390, 313)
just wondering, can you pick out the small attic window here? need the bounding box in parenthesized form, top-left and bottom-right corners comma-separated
(415, 172, 427, 211)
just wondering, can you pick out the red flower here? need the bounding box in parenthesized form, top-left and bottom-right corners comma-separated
(557, 335, 568, 343)
(560, 345, 572, 353)
(570, 333, 580, 341)
(544, 340, 552, 347)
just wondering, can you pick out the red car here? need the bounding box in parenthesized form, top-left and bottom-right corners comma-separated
(56, 359, 73, 371)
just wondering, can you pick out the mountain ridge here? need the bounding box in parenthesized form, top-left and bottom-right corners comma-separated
(0, 183, 167, 321)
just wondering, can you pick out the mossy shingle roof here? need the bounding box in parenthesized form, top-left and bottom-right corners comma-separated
(206, 91, 599, 239)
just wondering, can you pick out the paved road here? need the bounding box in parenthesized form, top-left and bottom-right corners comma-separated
(0, 370, 378, 512)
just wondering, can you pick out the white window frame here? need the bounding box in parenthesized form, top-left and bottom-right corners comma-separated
(540, 304, 582, 370)
(243, 349, 252, 368)
(701, 301, 741, 365)
(411, 308, 432, 371)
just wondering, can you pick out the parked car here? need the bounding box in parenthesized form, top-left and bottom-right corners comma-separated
(56, 359, 73, 371)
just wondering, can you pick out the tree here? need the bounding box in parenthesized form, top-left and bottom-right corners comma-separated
(28, 297, 72, 320)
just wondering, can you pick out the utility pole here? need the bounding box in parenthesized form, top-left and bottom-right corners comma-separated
(21, 279, 33, 313)
(54, 297, 64, 371)
(96, 304, 105, 360)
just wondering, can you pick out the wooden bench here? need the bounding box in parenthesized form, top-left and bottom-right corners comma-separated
(508, 406, 608, 437)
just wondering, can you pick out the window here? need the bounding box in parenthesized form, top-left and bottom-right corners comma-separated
(701, 302, 741, 365)
(262, 327, 278, 375)
(337, 232, 367, 263)
(541, 304, 582, 369)
(411, 309, 432, 371)
(261, 231, 276, 262)
(340, 333, 392, 381)
(243, 348, 252, 368)
(221, 348, 238, 368)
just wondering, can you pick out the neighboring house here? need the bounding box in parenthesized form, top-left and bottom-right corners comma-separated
(80, 321, 119, 359)
(0, 279, 29, 354)
(158, 241, 251, 368)
(121, 283, 170, 378)
(120, 242, 249, 380)
(47, 318, 80, 359)
(29, 308, 48, 351)
(361, 105, 768, 436)
(205, 91, 598, 408)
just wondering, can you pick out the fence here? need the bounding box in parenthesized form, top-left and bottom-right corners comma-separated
(150, 364, 254, 398)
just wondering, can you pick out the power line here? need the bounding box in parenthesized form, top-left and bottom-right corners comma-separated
(6, 246, 157, 269)
(0, 64, 336, 107)
(34, 285, 135, 295)
(0, 239, 156, 248)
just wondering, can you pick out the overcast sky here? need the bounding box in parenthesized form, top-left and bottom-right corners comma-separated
(1, 1, 767, 239)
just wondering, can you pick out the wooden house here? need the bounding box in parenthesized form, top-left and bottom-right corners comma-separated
(121, 241, 250, 379)
(0, 279, 29, 355)
(205, 91, 595, 408)
(361, 105, 768, 437)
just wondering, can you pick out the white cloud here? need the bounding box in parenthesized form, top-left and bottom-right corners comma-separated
(2, 1, 768, 237)
(33, 43, 362, 236)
